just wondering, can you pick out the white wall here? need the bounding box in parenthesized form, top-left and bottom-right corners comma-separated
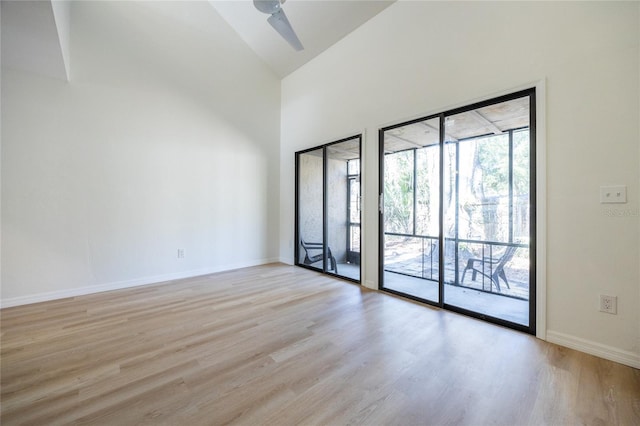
(51, 0, 71, 80)
(1, 1, 281, 305)
(0, 2, 3, 298)
(280, 1, 639, 367)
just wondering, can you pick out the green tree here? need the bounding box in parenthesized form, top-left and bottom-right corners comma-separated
(384, 150, 414, 234)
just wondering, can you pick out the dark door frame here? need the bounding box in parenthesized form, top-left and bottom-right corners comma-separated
(295, 134, 363, 284)
(378, 88, 536, 334)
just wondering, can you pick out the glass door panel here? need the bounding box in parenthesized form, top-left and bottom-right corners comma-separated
(327, 138, 361, 280)
(297, 148, 325, 271)
(381, 117, 441, 304)
(443, 96, 532, 327)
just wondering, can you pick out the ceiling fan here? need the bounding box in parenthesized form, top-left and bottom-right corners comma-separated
(253, 0, 304, 51)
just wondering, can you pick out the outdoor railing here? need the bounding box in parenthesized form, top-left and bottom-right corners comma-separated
(384, 233, 440, 281)
(384, 233, 529, 300)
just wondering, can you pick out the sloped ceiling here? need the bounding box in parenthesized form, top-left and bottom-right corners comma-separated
(209, 0, 395, 78)
(1, 0, 70, 81)
(1, 0, 394, 80)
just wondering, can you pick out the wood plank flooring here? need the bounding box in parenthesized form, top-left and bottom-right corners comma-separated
(1, 263, 639, 425)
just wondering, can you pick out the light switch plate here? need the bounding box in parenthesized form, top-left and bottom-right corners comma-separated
(600, 185, 627, 204)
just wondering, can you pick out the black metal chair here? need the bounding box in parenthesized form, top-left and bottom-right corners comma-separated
(300, 239, 338, 273)
(461, 245, 517, 292)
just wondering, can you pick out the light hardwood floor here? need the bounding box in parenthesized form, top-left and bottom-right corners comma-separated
(1, 263, 639, 425)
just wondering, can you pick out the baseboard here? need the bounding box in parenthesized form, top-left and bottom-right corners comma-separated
(546, 330, 640, 369)
(0, 257, 280, 309)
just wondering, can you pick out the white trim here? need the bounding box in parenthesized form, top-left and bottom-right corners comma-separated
(360, 126, 369, 289)
(534, 79, 547, 340)
(279, 256, 294, 265)
(546, 330, 640, 369)
(0, 258, 279, 309)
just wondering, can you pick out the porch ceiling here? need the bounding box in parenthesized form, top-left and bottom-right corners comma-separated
(384, 97, 530, 154)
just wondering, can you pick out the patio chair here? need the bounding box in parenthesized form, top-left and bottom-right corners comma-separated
(301, 239, 338, 273)
(461, 245, 517, 292)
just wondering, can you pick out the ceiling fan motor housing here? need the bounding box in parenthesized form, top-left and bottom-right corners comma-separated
(254, 0, 281, 15)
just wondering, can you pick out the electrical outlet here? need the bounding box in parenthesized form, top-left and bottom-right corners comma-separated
(600, 185, 627, 204)
(177, 248, 186, 259)
(599, 294, 617, 314)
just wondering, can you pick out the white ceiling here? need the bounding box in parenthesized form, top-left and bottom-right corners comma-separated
(1, 0, 69, 81)
(210, 0, 395, 78)
(1, 0, 394, 81)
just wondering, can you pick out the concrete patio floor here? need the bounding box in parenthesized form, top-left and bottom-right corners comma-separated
(383, 271, 529, 326)
(302, 262, 529, 327)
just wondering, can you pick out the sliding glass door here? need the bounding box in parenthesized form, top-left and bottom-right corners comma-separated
(297, 148, 325, 272)
(296, 136, 361, 282)
(380, 90, 536, 333)
(443, 107, 532, 326)
(380, 116, 441, 303)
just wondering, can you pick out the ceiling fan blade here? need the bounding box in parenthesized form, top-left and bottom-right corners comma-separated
(267, 9, 304, 51)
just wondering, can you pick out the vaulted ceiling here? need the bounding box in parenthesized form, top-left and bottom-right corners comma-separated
(1, 1, 395, 80)
(1, 0, 71, 81)
(209, 0, 395, 77)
